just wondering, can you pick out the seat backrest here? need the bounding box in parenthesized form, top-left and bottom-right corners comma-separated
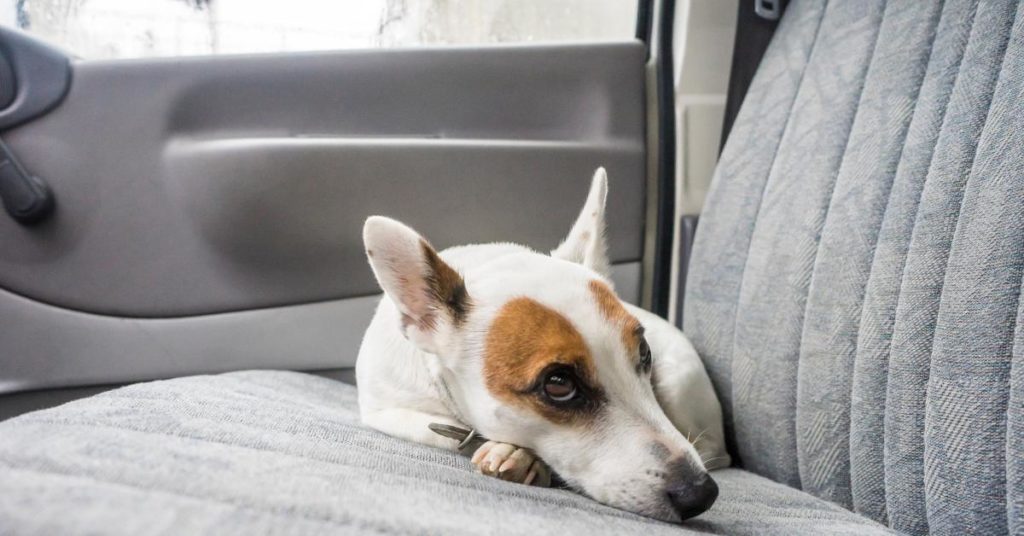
(684, 0, 1023, 534)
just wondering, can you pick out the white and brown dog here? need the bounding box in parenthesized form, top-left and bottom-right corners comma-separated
(356, 168, 729, 522)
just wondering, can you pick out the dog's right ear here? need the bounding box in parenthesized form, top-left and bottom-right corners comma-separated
(363, 216, 471, 355)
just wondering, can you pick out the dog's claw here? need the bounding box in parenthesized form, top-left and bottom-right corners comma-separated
(471, 440, 551, 487)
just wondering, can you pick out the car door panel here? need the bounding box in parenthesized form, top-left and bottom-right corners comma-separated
(2, 43, 645, 316)
(0, 40, 648, 396)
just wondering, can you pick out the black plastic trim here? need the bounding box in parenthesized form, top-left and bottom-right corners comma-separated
(720, 0, 787, 152)
(0, 50, 15, 110)
(636, 0, 655, 57)
(650, 0, 677, 318)
(0, 26, 71, 131)
(0, 383, 117, 422)
(0, 367, 356, 421)
(0, 137, 55, 224)
(674, 215, 699, 328)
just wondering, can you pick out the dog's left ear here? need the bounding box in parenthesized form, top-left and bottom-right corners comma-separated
(551, 167, 611, 279)
(363, 216, 471, 355)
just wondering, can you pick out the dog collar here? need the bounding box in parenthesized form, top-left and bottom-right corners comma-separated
(427, 423, 489, 455)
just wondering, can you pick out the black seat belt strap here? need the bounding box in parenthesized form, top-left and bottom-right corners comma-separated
(719, 0, 789, 152)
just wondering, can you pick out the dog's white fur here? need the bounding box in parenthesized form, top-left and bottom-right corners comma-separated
(357, 168, 729, 521)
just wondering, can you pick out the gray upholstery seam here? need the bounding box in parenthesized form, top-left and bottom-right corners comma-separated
(0, 453, 642, 524)
(1007, 267, 1024, 532)
(837, 0, 947, 522)
(78, 392, 348, 425)
(920, 1, 1016, 367)
(916, 2, 1017, 530)
(0, 419, 644, 520)
(699, 509, 879, 522)
(693, 507, 896, 528)
(989, 166, 1024, 534)
(982, 18, 1024, 531)
(879, 0, 984, 530)
(693, 508, 887, 524)
(790, 0, 888, 497)
(0, 459, 881, 528)
(14, 416, 470, 473)
(100, 376, 350, 413)
(95, 383, 373, 435)
(54, 401, 371, 445)
(726, 0, 830, 475)
(0, 469, 891, 535)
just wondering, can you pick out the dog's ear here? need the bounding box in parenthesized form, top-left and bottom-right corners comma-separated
(363, 216, 471, 354)
(551, 167, 611, 279)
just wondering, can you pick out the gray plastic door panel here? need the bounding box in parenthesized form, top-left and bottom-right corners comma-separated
(0, 43, 647, 395)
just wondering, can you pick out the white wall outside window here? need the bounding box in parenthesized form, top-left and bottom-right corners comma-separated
(2, 0, 637, 59)
(668, 0, 737, 323)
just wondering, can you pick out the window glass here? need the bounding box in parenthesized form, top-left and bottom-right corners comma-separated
(1, 0, 638, 60)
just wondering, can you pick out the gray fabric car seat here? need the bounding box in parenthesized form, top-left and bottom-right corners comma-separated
(685, 0, 1024, 534)
(0, 371, 895, 535)
(1, 0, 1020, 534)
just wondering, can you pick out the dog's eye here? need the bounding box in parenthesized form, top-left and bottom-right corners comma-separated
(638, 337, 652, 372)
(543, 371, 578, 402)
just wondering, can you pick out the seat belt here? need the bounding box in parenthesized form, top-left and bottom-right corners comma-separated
(719, 0, 789, 153)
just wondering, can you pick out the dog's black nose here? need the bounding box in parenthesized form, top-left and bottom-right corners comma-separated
(666, 472, 719, 520)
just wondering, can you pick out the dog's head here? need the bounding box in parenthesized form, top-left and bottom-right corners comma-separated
(362, 168, 717, 522)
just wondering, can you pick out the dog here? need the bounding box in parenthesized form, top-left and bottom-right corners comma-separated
(356, 168, 729, 522)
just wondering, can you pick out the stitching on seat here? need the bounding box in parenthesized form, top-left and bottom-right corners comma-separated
(1007, 268, 1024, 532)
(920, 6, 1017, 532)
(15, 416, 466, 473)
(843, 1, 946, 524)
(790, 0, 891, 505)
(922, 5, 1024, 532)
(0, 419, 642, 521)
(875, 1, 984, 531)
(725, 0, 831, 477)
(883, 1, 1016, 531)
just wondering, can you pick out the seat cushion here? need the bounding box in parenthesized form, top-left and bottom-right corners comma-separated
(0, 371, 892, 535)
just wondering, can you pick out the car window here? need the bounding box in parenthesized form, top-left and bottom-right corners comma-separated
(2, 0, 639, 60)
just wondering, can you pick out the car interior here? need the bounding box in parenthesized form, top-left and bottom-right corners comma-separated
(1, 0, 1022, 534)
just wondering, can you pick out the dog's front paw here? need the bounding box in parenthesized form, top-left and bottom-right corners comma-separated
(471, 441, 551, 487)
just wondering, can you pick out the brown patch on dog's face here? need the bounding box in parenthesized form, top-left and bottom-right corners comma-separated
(420, 240, 470, 327)
(588, 280, 643, 364)
(484, 297, 604, 424)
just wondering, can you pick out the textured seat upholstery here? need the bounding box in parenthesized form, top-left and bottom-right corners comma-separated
(685, 0, 1024, 534)
(2, 1, 1019, 534)
(0, 372, 893, 535)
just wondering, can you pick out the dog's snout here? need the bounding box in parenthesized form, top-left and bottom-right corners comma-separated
(666, 472, 719, 520)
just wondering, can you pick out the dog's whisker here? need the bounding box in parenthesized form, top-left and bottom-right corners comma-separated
(701, 455, 727, 466)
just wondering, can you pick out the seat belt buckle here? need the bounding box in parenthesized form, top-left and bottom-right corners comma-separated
(755, 0, 782, 21)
